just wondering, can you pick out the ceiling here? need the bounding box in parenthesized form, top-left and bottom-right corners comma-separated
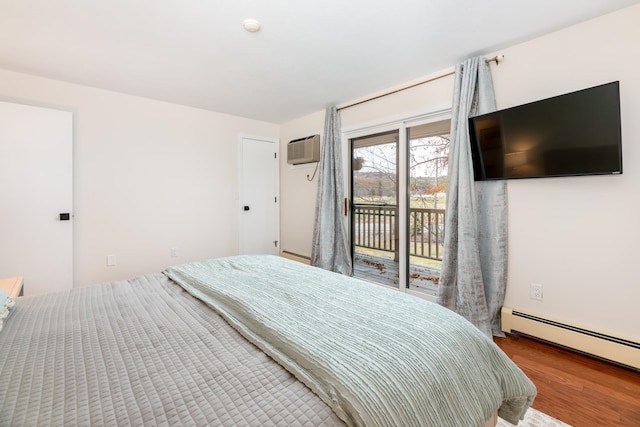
(1, 1, 638, 124)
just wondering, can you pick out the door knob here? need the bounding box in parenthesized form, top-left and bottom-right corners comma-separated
(243, 206, 250, 211)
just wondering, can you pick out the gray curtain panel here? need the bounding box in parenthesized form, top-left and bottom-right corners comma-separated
(310, 106, 353, 275)
(437, 57, 508, 337)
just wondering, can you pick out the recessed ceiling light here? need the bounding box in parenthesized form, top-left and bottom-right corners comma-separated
(243, 19, 261, 33)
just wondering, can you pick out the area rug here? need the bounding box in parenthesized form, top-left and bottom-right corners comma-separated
(497, 407, 572, 427)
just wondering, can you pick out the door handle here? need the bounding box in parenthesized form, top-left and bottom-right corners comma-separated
(243, 206, 250, 211)
(59, 213, 70, 221)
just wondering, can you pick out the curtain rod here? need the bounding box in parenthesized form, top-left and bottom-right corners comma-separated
(337, 54, 504, 111)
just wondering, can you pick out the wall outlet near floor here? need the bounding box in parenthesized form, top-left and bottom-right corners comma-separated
(106, 254, 117, 267)
(530, 283, 543, 301)
(171, 247, 178, 258)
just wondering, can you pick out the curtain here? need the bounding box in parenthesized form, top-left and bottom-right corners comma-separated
(310, 106, 353, 275)
(437, 57, 508, 337)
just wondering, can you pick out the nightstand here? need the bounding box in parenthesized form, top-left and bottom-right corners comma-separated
(0, 276, 24, 298)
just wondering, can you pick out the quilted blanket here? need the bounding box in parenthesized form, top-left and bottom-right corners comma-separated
(164, 255, 536, 427)
(0, 273, 343, 426)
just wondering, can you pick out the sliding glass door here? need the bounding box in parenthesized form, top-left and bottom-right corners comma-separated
(350, 119, 450, 297)
(351, 130, 400, 287)
(406, 121, 450, 294)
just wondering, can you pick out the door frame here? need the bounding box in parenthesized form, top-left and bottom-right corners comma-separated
(237, 134, 280, 255)
(342, 108, 450, 302)
(0, 100, 74, 295)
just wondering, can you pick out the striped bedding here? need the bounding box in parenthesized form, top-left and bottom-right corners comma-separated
(1, 255, 535, 426)
(165, 255, 536, 427)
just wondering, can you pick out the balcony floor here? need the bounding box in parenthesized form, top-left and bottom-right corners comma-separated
(353, 253, 440, 295)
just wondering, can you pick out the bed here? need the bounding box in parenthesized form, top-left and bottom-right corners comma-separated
(0, 255, 536, 426)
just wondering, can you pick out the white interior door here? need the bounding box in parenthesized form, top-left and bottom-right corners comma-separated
(239, 137, 279, 255)
(0, 102, 73, 295)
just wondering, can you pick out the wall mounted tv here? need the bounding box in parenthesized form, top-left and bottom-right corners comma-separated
(469, 81, 622, 180)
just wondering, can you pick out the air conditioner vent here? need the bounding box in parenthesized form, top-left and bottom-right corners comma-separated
(287, 134, 320, 165)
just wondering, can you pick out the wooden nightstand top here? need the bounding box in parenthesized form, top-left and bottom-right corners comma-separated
(0, 276, 24, 298)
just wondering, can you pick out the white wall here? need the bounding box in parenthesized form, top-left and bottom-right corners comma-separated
(0, 69, 279, 287)
(494, 5, 640, 342)
(279, 109, 325, 257)
(280, 4, 640, 342)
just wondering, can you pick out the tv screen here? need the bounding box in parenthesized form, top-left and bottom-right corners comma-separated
(469, 81, 622, 180)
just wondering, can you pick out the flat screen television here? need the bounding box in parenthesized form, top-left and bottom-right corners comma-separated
(468, 81, 622, 180)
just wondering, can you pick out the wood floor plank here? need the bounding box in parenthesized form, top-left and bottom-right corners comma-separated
(494, 334, 640, 427)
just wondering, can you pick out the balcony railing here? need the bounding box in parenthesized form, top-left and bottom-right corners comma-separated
(353, 204, 445, 261)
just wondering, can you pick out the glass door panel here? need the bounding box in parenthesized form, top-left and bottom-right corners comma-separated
(407, 121, 450, 295)
(350, 120, 450, 295)
(351, 130, 399, 288)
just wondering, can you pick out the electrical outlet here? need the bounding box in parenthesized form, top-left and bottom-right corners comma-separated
(106, 254, 116, 267)
(530, 283, 543, 301)
(171, 247, 178, 258)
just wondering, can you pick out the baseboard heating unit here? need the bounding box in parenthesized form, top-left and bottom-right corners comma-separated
(501, 307, 640, 370)
(279, 250, 311, 265)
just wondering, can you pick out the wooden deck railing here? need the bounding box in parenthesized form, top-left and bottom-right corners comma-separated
(353, 204, 445, 261)
(353, 205, 398, 253)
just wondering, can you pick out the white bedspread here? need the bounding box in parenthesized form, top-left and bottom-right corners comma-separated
(164, 255, 536, 427)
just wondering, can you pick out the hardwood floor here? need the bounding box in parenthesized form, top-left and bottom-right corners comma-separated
(494, 334, 640, 427)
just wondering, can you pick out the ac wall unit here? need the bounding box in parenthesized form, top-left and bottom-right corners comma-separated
(287, 134, 320, 165)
